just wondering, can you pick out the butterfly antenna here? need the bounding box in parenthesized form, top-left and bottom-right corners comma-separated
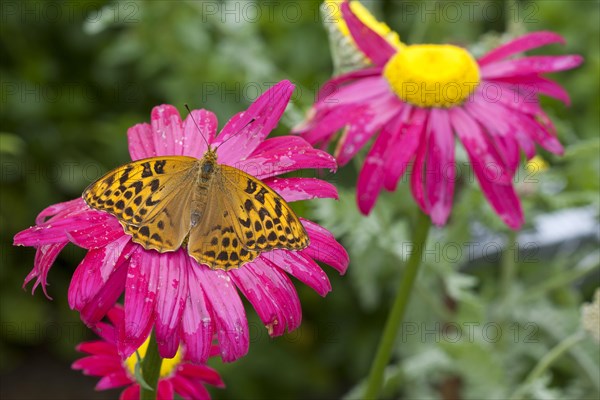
(184, 104, 211, 150)
(213, 117, 257, 152)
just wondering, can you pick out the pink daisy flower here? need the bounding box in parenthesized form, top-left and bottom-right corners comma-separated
(295, 2, 583, 229)
(72, 306, 224, 400)
(14, 80, 348, 363)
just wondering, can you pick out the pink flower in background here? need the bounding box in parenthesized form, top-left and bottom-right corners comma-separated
(73, 306, 224, 400)
(14, 80, 348, 364)
(295, 1, 583, 229)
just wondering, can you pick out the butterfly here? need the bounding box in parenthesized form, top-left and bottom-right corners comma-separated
(83, 139, 309, 271)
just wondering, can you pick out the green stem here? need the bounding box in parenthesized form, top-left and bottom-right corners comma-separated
(509, 331, 586, 400)
(140, 331, 163, 400)
(363, 211, 432, 399)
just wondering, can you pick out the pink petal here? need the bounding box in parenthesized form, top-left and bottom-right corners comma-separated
(35, 198, 88, 225)
(155, 251, 189, 359)
(465, 95, 524, 174)
(95, 371, 132, 390)
(264, 250, 331, 297)
(449, 107, 512, 186)
(68, 235, 134, 311)
(312, 66, 384, 104)
(171, 375, 211, 400)
(478, 31, 566, 66)
(181, 109, 218, 158)
(67, 215, 125, 249)
(80, 261, 128, 327)
(300, 219, 348, 274)
(514, 111, 564, 155)
(72, 355, 122, 376)
(236, 137, 337, 180)
(315, 76, 392, 109)
(425, 108, 455, 226)
(76, 340, 115, 356)
(410, 121, 429, 213)
(215, 81, 294, 164)
(297, 104, 367, 146)
(23, 242, 66, 298)
(178, 364, 225, 388)
(122, 249, 160, 352)
(341, 1, 396, 66)
(356, 113, 399, 214)
(14, 210, 116, 247)
(151, 105, 185, 157)
(472, 161, 524, 230)
(383, 106, 428, 191)
(481, 55, 583, 79)
(335, 93, 402, 166)
(181, 266, 214, 364)
(128, 123, 156, 161)
(265, 177, 338, 202)
(157, 379, 174, 400)
(195, 267, 248, 363)
(491, 75, 571, 105)
(119, 385, 140, 400)
(230, 259, 301, 336)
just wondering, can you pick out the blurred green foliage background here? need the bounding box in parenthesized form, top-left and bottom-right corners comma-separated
(1, 0, 599, 399)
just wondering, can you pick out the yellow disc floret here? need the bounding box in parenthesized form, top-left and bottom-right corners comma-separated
(325, 0, 402, 49)
(125, 336, 183, 379)
(383, 44, 481, 108)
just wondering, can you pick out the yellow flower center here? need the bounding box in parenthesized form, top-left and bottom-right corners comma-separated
(326, 0, 402, 49)
(125, 337, 183, 379)
(525, 155, 549, 173)
(383, 44, 481, 108)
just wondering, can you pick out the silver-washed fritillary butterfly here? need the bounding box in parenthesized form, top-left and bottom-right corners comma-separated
(83, 148, 309, 270)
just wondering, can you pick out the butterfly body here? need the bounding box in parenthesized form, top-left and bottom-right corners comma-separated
(83, 148, 309, 270)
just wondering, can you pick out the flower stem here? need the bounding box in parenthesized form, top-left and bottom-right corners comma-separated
(363, 210, 431, 399)
(509, 331, 586, 400)
(140, 331, 163, 400)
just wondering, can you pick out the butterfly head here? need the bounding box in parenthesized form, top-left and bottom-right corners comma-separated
(200, 148, 218, 178)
